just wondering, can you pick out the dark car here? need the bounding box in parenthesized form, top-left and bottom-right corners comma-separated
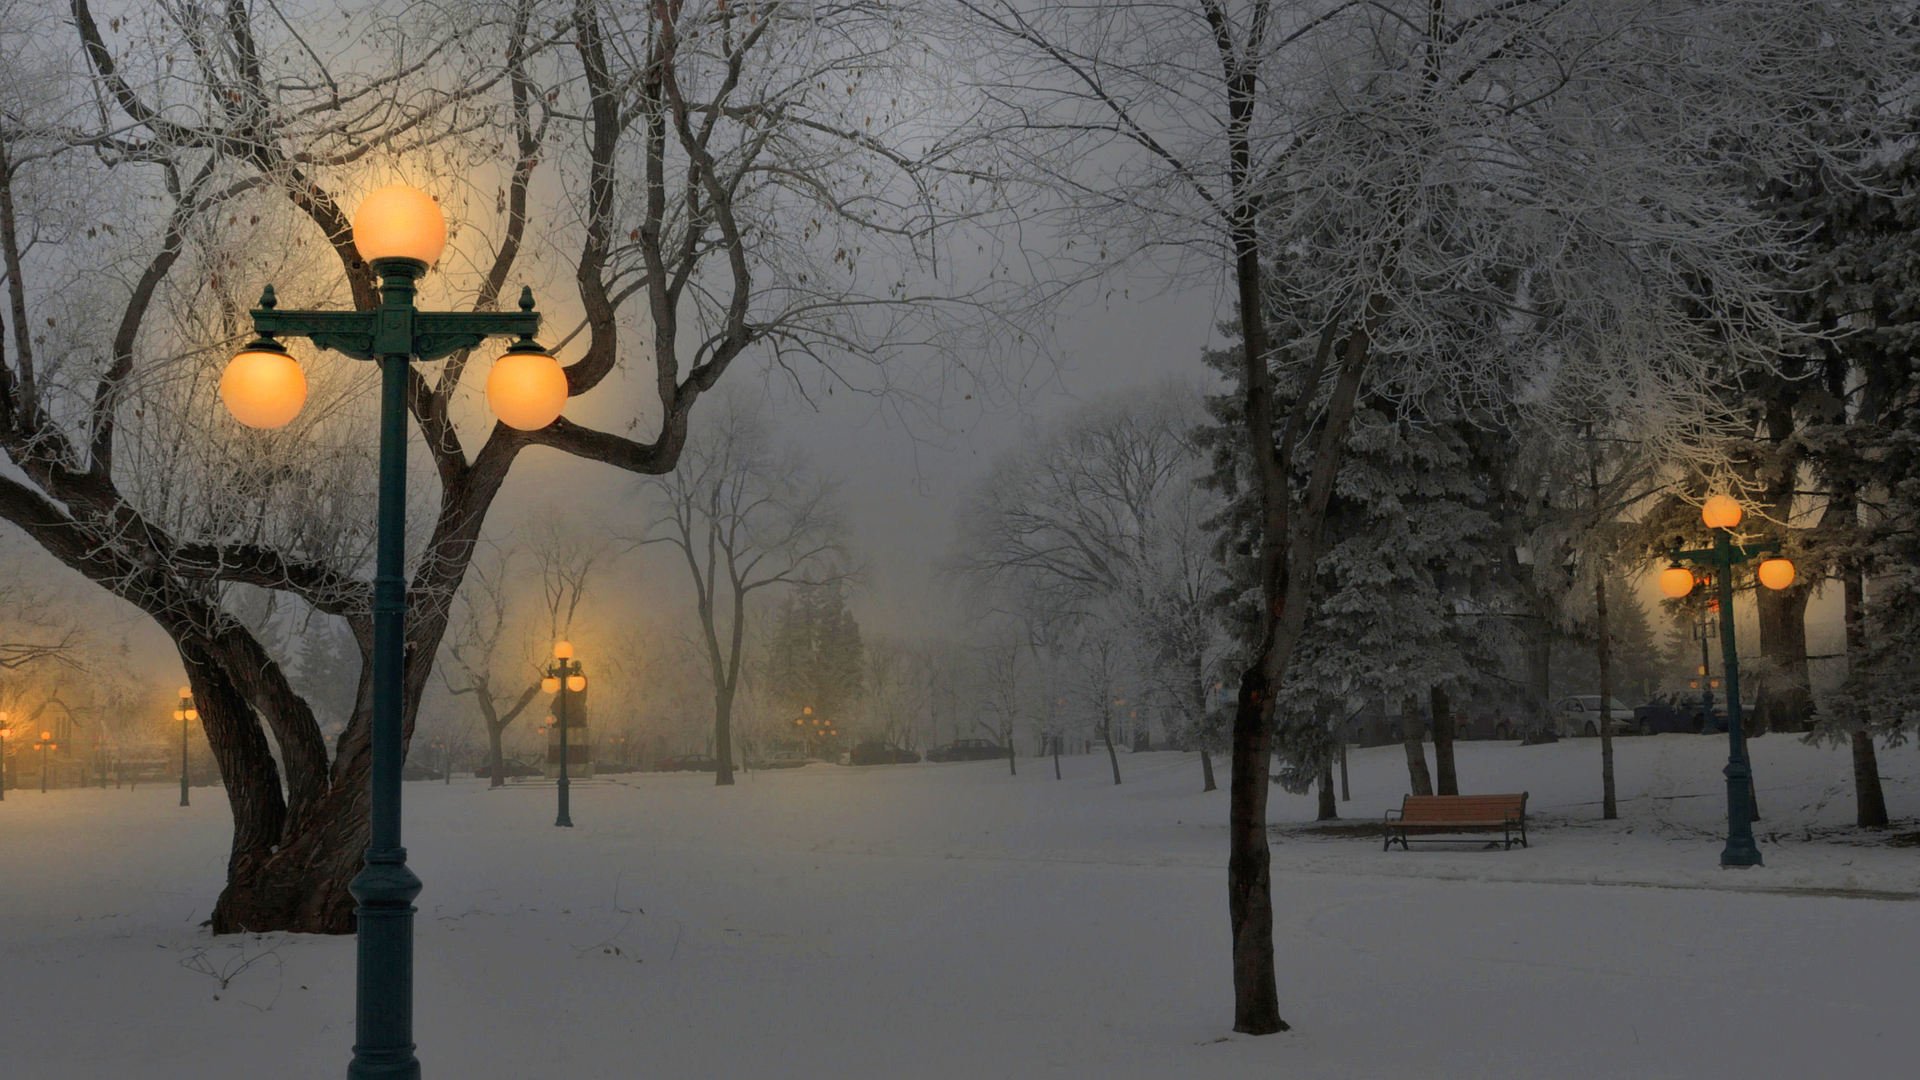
(656, 754, 720, 772)
(846, 741, 921, 766)
(402, 762, 443, 781)
(926, 738, 1005, 763)
(1633, 691, 1728, 735)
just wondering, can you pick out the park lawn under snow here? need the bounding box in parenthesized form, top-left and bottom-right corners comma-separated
(2, 734, 1914, 1079)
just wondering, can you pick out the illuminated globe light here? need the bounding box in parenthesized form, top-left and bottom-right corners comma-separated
(566, 674, 587, 693)
(1757, 556, 1796, 591)
(1701, 494, 1743, 530)
(541, 676, 561, 694)
(487, 346, 569, 430)
(554, 641, 575, 661)
(220, 344, 308, 429)
(352, 184, 447, 266)
(1659, 565, 1697, 599)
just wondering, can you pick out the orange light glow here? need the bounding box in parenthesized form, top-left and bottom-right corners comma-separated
(554, 641, 575, 661)
(1658, 566, 1696, 599)
(486, 350, 569, 431)
(221, 347, 308, 429)
(1701, 495, 1743, 530)
(541, 676, 561, 694)
(1757, 557, 1796, 591)
(352, 184, 447, 266)
(566, 674, 586, 693)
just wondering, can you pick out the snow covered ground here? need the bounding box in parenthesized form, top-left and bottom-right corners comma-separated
(2, 734, 1914, 1078)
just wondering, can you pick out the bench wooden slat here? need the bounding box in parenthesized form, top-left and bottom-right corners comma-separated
(1383, 792, 1529, 851)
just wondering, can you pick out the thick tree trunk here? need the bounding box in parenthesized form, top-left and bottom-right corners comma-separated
(1227, 665, 1283, 1034)
(1200, 747, 1217, 792)
(1842, 560, 1889, 827)
(1430, 685, 1457, 796)
(1007, 732, 1018, 776)
(212, 779, 367, 934)
(1316, 756, 1337, 821)
(1594, 568, 1618, 820)
(1400, 697, 1432, 796)
(1755, 582, 1814, 734)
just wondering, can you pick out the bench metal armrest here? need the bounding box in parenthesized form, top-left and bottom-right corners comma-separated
(1383, 808, 1404, 822)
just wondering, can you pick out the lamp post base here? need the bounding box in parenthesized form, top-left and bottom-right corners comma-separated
(556, 775, 573, 828)
(1719, 761, 1763, 868)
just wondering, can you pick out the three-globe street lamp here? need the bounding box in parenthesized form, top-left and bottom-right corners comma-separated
(174, 687, 199, 808)
(34, 730, 56, 794)
(1656, 494, 1797, 868)
(542, 642, 587, 828)
(222, 183, 566, 1080)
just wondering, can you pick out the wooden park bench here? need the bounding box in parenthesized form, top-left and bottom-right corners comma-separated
(1382, 793, 1529, 851)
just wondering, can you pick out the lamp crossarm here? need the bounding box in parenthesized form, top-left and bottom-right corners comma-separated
(1668, 541, 1778, 566)
(249, 308, 542, 363)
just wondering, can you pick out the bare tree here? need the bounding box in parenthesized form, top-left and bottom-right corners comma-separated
(440, 546, 540, 788)
(631, 391, 849, 786)
(0, 0, 1005, 932)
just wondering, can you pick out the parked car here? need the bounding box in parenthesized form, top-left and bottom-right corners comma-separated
(1633, 691, 1729, 735)
(846, 741, 920, 766)
(926, 737, 1006, 762)
(1551, 695, 1637, 737)
(656, 754, 720, 772)
(472, 758, 541, 779)
(748, 750, 810, 770)
(402, 762, 443, 781)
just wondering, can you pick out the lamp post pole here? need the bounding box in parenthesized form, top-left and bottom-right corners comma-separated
(1660, 496, 1794, 869)
(224, 185, 563, 1080)
(545, 645, 583, 828)
(36, 732, 53, 793)
(177, 688, 195, 808)
(1, 720, 10, 801)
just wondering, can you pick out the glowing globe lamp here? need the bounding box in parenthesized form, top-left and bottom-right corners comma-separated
(566, 674, 587, 693)
(541, 676, 561, 695)
(352, 184, 447, 266)
(554, 641, 575, 661)
(221, 343, 307, 429)
(1757, 557, 1796, 591)
(1659, 565, 1696, 599)
(1701, 494, 1743, 530)
(487, 345, 569, 430)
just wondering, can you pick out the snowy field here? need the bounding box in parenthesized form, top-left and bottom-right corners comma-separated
(2, 735, 1914, 1079)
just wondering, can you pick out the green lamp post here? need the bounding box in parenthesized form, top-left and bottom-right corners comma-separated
(1657, 494, 1797, 869)
(222, 183, 567, 1080)
(175, 687, 197, 807)
(543, 642, 585, 828)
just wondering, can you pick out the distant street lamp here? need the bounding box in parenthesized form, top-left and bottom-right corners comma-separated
(542, 642, 586, 828)
(34, 730, 56, 794)
(174, 686, 199, 807)
(1657, 495, 1796, 868)
(223, 182, 564, 1080)
(1, 715, 12, 801)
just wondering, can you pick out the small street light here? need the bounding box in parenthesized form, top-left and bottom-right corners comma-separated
(34, 730, 56, 794)
(542, 642, 586, 828)
(224, 182, 564, 1080)
(1656, 495, 1796, 868)
(174, 686, 198, 808)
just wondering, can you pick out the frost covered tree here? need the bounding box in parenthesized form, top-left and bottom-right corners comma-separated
(954, 0, 1912, 1032)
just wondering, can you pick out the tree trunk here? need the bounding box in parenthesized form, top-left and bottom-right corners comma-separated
(713, 684, 735, 786)
(1227, 665, 1283, 1034)
(1754, 581, 1814, 734)
(1007, 732, 1018, 776)
(1338, 738, 1349, 801)
(1101, 719, 1121, 785)
(1430, 685, 1457, 796)
(1053, 737, 1062, 780)
(1842, 559, 1889, 827)
(1316, 756, 1337, 821)
(486, 722, 506, 789)
(1200, 747, 1217, 792)
(1594, 567, 1618, 820)
(1400, 697, 1432, 796)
